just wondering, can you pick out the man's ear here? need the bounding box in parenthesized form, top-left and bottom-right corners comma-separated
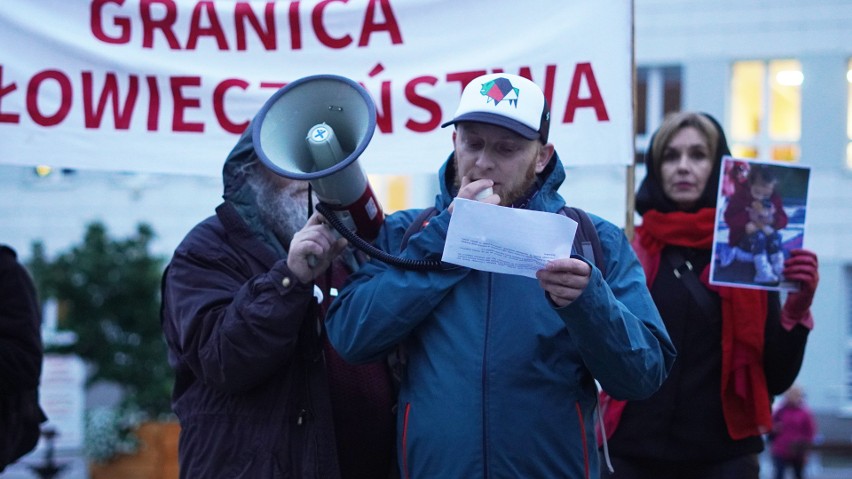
(535, 143, 555, 173)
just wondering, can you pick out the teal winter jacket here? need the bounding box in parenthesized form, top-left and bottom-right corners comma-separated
(326, 153, 675, 479)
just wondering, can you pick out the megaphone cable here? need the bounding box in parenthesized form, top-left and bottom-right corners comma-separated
(315, 202, 452, 272)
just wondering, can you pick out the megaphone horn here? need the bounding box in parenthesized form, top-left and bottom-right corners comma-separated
(252, 74, 384, 242)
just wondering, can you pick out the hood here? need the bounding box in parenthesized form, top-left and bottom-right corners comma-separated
(222, 124, 257, 203)
(221, 123, 287, 257)
(434, 149, 566, 212)
(635, 112, 731, 215)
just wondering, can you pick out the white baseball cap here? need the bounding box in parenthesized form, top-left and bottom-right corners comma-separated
(441, 73, 550, 143)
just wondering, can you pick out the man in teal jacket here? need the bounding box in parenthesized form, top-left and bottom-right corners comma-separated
(326, 73, 676, 479)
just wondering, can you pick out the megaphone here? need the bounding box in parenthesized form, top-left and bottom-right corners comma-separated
(252, 74, 446, 271)
(252, 74, 383, 242)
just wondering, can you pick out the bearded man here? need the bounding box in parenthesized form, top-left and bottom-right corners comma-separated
(325, 73, 675, 479)
(160, 124, 397, 479)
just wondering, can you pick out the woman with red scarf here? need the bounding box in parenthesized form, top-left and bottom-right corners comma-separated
(599, 112, 819, 478)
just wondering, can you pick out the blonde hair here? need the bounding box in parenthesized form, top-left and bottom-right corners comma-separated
(650, 112, 720, 175)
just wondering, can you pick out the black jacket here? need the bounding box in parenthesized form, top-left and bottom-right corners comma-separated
(161, 202, 343, 478)
(160, 126, 346, 479)
(0, 245, 46, 471)
(608, 244, 807, 461)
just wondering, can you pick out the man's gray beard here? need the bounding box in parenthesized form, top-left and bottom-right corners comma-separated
(248, 173, 311, 247)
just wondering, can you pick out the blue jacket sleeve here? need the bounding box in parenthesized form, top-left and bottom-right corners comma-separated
(558, 216, 676, 400)
(326, 209, 468, 363)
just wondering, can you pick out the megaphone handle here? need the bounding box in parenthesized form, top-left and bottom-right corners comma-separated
(306, 223, 342, 267)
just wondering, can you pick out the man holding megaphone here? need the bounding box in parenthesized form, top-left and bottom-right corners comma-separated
(160, 117, 397, 477)
(325, 73, 676, 479)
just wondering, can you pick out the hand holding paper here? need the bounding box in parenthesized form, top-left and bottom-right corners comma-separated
(535, 258, 592, 307)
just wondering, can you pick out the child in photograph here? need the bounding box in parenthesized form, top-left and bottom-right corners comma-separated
(721, 158, 749, 197)
(722, 164, 789, 284)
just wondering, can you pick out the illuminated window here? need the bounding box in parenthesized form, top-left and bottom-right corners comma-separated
(847, 59, 852, 169)
(730, 59, 802, 161)
(635, 65, 682, 163)
(368, 174, 410, 213)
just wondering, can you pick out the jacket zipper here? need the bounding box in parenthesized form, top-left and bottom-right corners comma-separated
(402, 402, 411, 479)
(575, 401, 590, 479)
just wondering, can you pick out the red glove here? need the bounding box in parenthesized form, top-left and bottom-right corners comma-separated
(782, 248, 819, 325)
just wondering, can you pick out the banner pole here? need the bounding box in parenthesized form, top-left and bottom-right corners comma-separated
(626, 163, 635, 241)
(625, 0, 636, 241)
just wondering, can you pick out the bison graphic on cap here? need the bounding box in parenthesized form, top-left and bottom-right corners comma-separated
(480, 77, 519, 107)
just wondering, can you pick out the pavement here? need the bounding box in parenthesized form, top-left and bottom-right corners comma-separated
(795, 452, 852, 479)
(2, 449, 851, 478)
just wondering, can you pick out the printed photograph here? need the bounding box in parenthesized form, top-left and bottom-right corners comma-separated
(710, 156, 811, 292)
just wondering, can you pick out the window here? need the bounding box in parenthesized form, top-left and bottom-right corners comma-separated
(366, 175, 410, 214)
(635, 66, 682, 163)
(729, 59, 802, 161)
(847, 59, 852, 169)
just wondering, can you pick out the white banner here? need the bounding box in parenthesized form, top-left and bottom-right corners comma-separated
(0, 0, 633, 177)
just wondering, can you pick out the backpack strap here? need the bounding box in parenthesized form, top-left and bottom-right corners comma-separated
(399, 207, 439, 253)
(662, 248, 720, 322)
(559, 206, 606, 277)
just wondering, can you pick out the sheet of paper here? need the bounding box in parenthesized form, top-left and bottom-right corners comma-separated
(442, 198, 577, 278)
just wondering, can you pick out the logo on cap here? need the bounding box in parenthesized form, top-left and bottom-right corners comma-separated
(480, 77, 519, 108)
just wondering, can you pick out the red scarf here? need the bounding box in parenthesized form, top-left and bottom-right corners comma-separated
(602, 208, 772, 442)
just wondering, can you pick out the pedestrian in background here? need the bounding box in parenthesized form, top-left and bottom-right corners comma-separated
(771, 384, 817, 479)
